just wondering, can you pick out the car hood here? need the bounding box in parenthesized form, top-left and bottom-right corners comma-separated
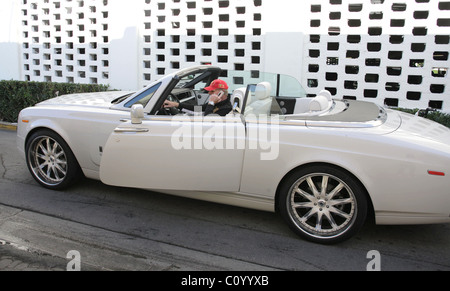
(36, 91, 135, 108)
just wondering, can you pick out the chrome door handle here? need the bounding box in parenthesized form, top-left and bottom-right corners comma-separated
(114, 128, 149, 133)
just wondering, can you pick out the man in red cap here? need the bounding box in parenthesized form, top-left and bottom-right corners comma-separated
(164, 79, 232, 116)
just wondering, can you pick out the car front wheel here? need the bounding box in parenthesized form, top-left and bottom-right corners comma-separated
(26, 130, 82, 190)
(279, 165, 368, 244)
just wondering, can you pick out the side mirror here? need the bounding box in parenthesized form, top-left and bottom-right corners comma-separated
(131, 104, 144, 124)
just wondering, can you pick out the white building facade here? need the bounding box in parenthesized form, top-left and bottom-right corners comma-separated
(1, 0, 449, 112)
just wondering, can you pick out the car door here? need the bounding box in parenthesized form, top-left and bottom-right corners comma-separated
(99, 115, 246, 192)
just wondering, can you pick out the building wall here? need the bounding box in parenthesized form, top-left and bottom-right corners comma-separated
(303, 0, 450, 112)
(17, 0, 113, 85)
(0, 0, 21, 81)
(1, 0, 449, 112)
(138, 0, 265, 89)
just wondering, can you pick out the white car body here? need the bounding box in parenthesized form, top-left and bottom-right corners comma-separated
(17, 66, 450, 244)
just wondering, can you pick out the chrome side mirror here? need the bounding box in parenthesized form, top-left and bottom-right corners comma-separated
(131, 104, 144, 124)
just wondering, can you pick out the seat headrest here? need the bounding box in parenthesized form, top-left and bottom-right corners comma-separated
(318, 90, 332, 101)
(309, 95, 330, 112)
(254, 82, 272, 100)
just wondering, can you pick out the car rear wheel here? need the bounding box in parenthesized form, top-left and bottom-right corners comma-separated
(26, 130, 82, 190)
(279, 165, 368, 244)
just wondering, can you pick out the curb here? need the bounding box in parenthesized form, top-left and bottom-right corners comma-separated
(0, 122, 18, 131)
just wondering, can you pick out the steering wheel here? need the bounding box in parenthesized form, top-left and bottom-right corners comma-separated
(160, 93, 181, 115)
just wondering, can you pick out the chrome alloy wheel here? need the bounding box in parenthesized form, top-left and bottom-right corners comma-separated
(28, 136, 68, 186)
(287, 173, 357, 239)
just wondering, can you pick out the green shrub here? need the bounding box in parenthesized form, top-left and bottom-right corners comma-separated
(0, 80, 109, 123)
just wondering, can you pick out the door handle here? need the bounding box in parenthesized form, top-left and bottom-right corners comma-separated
(114, 128, 149, 133)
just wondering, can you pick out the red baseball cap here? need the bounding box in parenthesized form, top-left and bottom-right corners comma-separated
(204, 79, 229, 91)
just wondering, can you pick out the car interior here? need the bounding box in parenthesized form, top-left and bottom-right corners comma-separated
(165, 74, 334, 118)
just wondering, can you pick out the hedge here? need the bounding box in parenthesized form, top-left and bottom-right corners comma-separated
(0, 80, 109, 123)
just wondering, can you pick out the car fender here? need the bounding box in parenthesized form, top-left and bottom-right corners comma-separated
(18, 108, 81, 169)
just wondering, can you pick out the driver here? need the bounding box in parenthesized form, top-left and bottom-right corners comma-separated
(163, 79, 232, 116)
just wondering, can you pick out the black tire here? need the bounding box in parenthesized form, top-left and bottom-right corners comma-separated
(278, 165, 368, 244)
(25, 129, 82, 190)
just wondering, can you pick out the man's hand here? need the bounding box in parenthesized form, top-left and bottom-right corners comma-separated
(209, 91, 225, 105)
(164, 100, 179, 108)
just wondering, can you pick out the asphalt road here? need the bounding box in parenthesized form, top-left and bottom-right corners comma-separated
(0, 128, 449, 271)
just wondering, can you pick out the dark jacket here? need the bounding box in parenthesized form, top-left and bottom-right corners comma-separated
(178, 98, 232, 116)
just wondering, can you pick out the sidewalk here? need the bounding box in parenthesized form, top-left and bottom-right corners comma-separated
(0, 240, 66, 271)
(0, 240, 103, 271)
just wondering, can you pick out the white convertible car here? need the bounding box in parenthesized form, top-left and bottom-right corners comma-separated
(17, 65, 450, 244)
